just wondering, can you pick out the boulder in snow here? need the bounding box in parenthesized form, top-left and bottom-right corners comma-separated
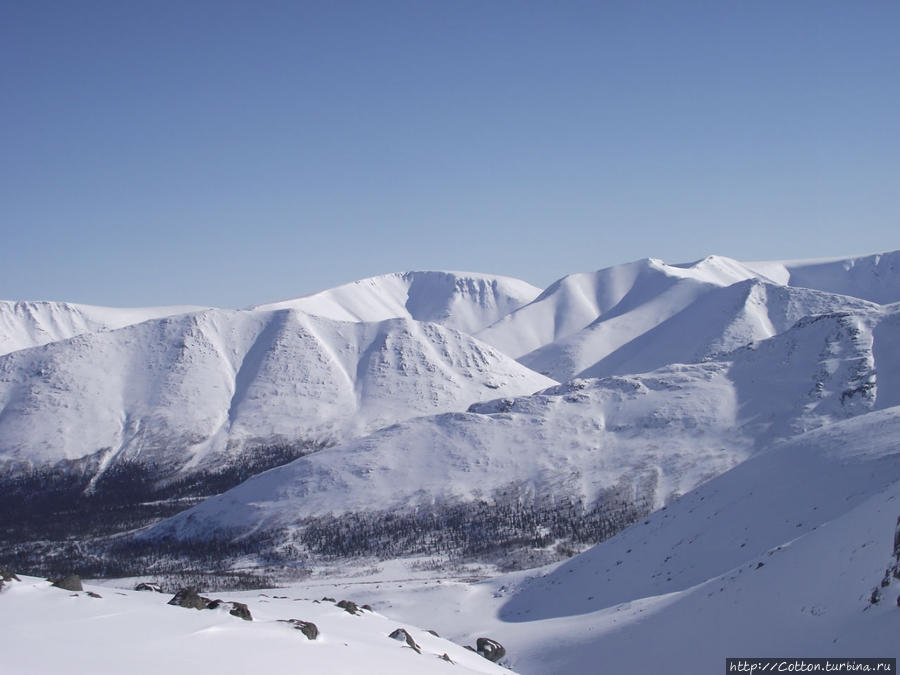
(51, 575, 83, 592)
(134, 582, 163, 593)
(475, 637, 506, 663)
(168, 588, 211, 610)
(388, 628, 421, 654)
(207, 599, 253, 621)
(279, 619, 319, 640)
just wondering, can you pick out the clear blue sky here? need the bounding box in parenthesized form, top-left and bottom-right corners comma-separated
(2, 1, 898, 307)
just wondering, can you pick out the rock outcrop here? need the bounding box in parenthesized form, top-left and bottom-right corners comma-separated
(207, 599, 253, 621)
(388, 628, 421, 654)
(167, 589, 253, 620)
(51, 575, 83, 592)
(168, 588, 212, 610)
(134, 582, 163, 593)
(475, 637, 505, 663)
(279, 619, 319, 640)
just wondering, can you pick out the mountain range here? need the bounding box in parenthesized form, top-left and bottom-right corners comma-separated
(2, 251, 899, 573)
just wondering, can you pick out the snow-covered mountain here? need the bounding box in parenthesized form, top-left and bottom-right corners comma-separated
(317, 408, 900, 674)
(475, 254, 895, 381)
(746, 249, 900, 305)
(4, 251, 900, 578)
(256, 270, 542, 336)
(143, 301, 899, 565)
(5, 252, 900, 674)
(491, 406, 900, 673)
(476, 256, 761, 361)
(0, 300, 203, 356)
(0, 307, 552, 484)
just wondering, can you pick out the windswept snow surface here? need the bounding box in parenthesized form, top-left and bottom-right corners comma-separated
(0, 576, 512, 675)
(0, 308, 553, 473)
(0, 300, 203, 356)
(145, 302, 899, 545)
(745, 250, 900, 305)
(256, 270, 542, 336)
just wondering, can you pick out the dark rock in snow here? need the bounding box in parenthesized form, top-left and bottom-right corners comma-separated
(427, 629, 440, 637)
(134, 582, 163, 593)
(336, 599, 361, 615)
(476, 637, 506, 663)
(168, 588, 212, 610)
(388, 628, 422, 654)
(280, 619, 319, 640)
(321, 596, 335, 602)
(439, 653, 454, 663)
(86, 591, 102, 598)
(361, 604, 373, 612)
(893, 516, 900, 561)
(207, 599, 253, 621)
(870, 587, 882, 605)
(0, 570, 20, 591)
(51, 575, 83, 592)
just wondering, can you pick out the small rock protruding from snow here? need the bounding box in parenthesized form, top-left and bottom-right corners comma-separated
(207, 599, 253, 621)
(51, 575, 83, 592)
(893, 515, 900, 562)
(168, 588, 212, 610)
(388, 628, 422, 654)
(870, 587, 882, 605)
(134, 582, 163, 593)
(336, 599, 362, 615)
(0, 570, 21, 592)
(279, 619, 319, 640)
(167, 589, 253, 620)
(474, 637, 506, 663)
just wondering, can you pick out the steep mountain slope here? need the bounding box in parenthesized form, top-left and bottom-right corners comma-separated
(0, 307, 552, 488)
(475, 256, 763, 363)
(142, 303, 898, 564)
(527, 279, 875, 381)
(0, 300, 203, 356)
(493, 406, 900, 673)
(256, 270, 542, 336)
(746, 249, 900, 304)
(475, 253, 898, 381)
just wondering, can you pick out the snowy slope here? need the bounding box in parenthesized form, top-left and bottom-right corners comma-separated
(474, 256, 763, 364)
(529, 279, 875, 381)
(256, 270, 542, 336)
(0, 307, 553, 478)
(490, 407, 900, 674)
(0, 300, 203, 356)
(746, 249, 900, 305)
(273, 410, 900, 675)
(0, 575, 513, 675)
(475, 253, 898, 381)
(144, 302, 898, 553)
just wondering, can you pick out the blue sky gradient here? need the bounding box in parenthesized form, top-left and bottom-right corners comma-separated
(2, 1, 898, 306)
